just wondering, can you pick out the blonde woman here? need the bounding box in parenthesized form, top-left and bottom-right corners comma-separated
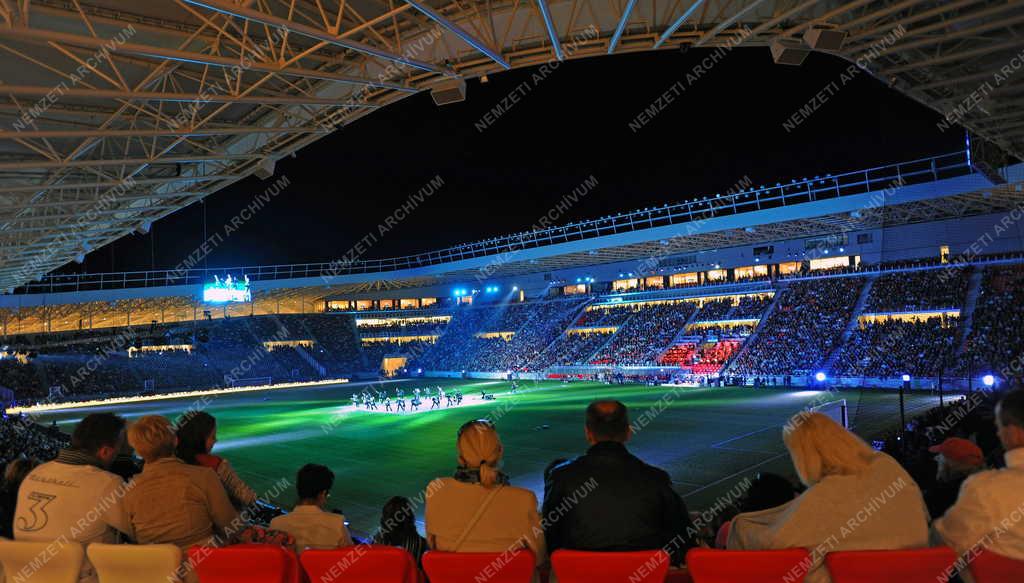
(727, 412, 929, 583)
(124, 415, 240, 551)
(425, 419, 545, 560)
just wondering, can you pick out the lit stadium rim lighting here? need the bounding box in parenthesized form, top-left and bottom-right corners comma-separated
(901, 374, 911, 382)
(983, 374, 996, 387)
(814, 372, 827, 382)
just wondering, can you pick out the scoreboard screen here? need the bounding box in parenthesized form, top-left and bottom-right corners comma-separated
(203, 275, 251, 303)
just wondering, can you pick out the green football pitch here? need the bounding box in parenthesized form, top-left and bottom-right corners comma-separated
(34, 379, 948, 536)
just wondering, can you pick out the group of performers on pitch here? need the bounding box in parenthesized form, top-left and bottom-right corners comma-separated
(353, 386, 464, 412)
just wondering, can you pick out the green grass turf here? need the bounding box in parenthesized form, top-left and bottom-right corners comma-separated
(34, 379, 949, 537)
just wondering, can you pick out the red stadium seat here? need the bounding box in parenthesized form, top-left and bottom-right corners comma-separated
(824, 547, 958, 583)
(186, 544, 300, 583)
(967, 549, 1024, 583)
(685, 548, 811, 583)
(301, 545, 418, 583)
(423, 549, 535, 583)
(551, 550, 670, 583)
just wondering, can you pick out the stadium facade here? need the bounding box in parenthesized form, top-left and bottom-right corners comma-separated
(1, 149, 1023, 395)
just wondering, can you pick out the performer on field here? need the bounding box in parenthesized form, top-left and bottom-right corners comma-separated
(385, 397, 392, 412)
(396, 398, 406, 412)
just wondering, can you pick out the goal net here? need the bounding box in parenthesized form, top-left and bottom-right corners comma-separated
(809, 399, 849, 429)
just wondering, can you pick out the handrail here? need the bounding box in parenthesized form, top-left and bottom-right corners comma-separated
(11, 151, 972, 295)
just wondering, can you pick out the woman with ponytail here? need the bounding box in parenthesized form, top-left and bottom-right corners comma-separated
(424, 419, 545, 560)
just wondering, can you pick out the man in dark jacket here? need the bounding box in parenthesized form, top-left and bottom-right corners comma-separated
(542, 400, 696, 564)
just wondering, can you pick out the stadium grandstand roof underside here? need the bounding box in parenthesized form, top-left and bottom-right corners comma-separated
(0, 151, 1022, 336)
(0, 1, 1023, 291)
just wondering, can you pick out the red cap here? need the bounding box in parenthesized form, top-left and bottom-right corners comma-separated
(929, 437, 983, 466)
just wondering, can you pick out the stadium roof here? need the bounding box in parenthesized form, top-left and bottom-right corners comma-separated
(1, 0, 1023, 292)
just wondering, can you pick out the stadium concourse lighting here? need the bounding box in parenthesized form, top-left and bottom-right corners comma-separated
(814, 372, 827, 382)
(901, 374, 911, 382)
(983, 374, 996, 387)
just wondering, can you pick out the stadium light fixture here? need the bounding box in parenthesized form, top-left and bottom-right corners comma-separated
(901, 374, 911, 382)
(983, 374, 996, 387)
(814, 371, 827, 382)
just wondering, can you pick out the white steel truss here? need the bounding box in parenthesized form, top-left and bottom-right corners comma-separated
(0, 0, 1021, 293)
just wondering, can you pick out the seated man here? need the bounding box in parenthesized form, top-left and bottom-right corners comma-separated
(543, 400, 695, 564)
(935, 389, 1024, 562)
(13, 413, 132, 583)
(269, 464, 353, 553)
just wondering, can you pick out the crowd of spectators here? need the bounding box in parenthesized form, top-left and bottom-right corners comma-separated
(731, 278, 863, 375)
(866, 268, 968, 313)
(355, 318, 448, 338)
(414, 299, 587, 372)
(534, 330, 615, 368)
(831, 316, 960, 379)
(591, 301, 699, 365)
(960, 265, 1024, 383)
(4, 388, 1022, 583)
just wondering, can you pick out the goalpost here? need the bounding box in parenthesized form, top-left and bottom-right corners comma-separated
(809, 399, 849, 429)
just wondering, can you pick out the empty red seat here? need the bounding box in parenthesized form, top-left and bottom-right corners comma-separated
(423, 549, 534, 583)
(967, 548, 1024, 582)
(301, 545, 418, 583)
(551, 550, 670, 583)
(686, 548, 811, 583)
(824, 547, 958, 583)
(186, 544, 300, 583)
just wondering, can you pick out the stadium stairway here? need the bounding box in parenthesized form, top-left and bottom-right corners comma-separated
(293, 345, 327, 377)
(654, 303, 704, 363)
(586, 311, 636, 364)
(533, 298, 597, 365)
(721, 286, 786, 375)
(823, 276, 875, 373)
(957, 267, 984, 354)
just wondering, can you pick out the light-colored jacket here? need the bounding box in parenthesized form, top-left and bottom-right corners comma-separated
(935, 447, 1024, 562)
(124, 457, 240, 551)
(425, 477, 545, 559)
(728, 453, 929, 583)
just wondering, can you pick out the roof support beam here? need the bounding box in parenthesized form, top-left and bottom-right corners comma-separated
(535, 0, 563, 60)
(0, 27, 414, 92)
(0, 127, 325, 140)
(0, 154, 256, 171)
(0, 175, 233, 194)
(0, 85, 382, 107)
(654, 0, 706, 50)
(402, 0, 511, 69)
(181, 0, 449, 75)
(693, 0, 765, 47)
(882, 39, 1024, 75)
(607, 0, 636, 54)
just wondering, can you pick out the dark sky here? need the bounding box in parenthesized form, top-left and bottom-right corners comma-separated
(72, 47, 965, 274)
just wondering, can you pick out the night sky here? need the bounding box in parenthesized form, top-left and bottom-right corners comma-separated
(72, 47, 965, 274)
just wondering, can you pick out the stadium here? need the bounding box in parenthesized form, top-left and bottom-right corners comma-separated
(1, 1, 1024, 582)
